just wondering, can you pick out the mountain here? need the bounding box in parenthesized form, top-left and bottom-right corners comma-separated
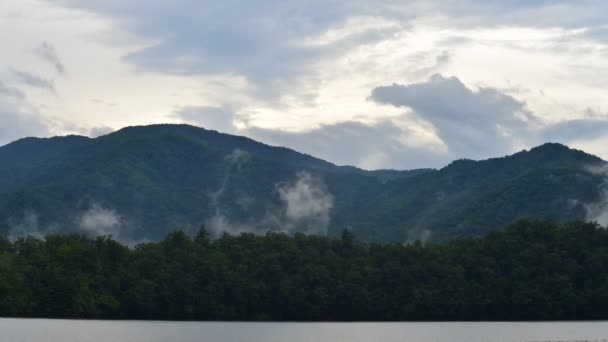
(0, 124, 605, 243)
(346, 143, 606, 241)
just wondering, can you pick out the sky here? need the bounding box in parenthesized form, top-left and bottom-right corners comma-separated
(2, 0, 608, 170)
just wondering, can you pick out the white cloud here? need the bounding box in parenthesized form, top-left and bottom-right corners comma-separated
(78, 202, 122, 237)
(276, 172, 334, 235)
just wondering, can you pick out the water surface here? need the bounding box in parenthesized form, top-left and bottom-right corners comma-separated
(1, 319, 607, 342)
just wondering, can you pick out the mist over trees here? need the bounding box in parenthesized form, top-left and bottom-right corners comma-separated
(1, 220, 608, 321)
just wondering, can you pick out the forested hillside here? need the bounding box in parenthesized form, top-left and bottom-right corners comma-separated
(0, 124, 605, 243)
(1, 221, 608, 321)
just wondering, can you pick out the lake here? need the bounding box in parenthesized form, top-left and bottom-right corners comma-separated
(1, 319, 607, 342)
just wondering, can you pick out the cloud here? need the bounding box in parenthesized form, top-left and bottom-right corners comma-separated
(371, 74, 541, 159)
(6, 1, 608, 170)
(370, 75, 608, 163)
(36, 42, 66, 76)
(7, 210, 46, 241)
(206, 213, 252, 237)
(78, 202, 123, 238)
(34, 0, 608, 166)
(534, 117, 608, 160)
(407, 50, 452, 79)
(76, 200, 148, 245)
(206, 149, 253, 236)
(224, 148, 250, 167)
(205, 150, 334, 236)
(47, 1, 608, 83)
(169, 75, 608, 170)
(275, 171, 334, 235)
(46, 118, 117, 139)
(0, 73, 53, 146)
(539, 118, 608, 144)
(247, 120, 447, 170)
(172, 106, 236, 134)
(583, 164, 608, 226)
(210, 171, 335, 237)
(45, 0, 404, 96)
(0, 106, 51, 146)
(0, 81, 25, 99)
(5, 201, 139, 244)
(88, 126, 115, 138)
(208, 148, 251, 208)
(170, 104, 451, 169)
(185, 97, 594, 172)
(54, 3, 244, 75)
(584, 26, 608, 43)
(10, 69, 55, 93)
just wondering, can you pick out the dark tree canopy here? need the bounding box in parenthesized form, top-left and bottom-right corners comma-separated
(1, 220, 608, 321)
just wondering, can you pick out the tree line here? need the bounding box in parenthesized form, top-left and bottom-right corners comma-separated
(1, 220, 608, 321)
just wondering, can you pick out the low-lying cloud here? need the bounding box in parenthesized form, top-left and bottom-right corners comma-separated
(584, 164, 608, 226)
(205, 150, 334, 236)
(7, 210, 47, 241)
(78, 202, 123, 238)
(206, 149, 253, 235)
(275, 171, 334, 235)
(5, 201, 140, 245)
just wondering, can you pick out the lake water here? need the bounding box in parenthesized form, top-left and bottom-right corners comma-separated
(1, 319, 607, 342)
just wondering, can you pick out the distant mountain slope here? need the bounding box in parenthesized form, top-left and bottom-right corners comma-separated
(0, 124, 605, 243)
(348, 143, 606, 241)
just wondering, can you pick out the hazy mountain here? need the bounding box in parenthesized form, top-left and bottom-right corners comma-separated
(0, 124, 605, 243)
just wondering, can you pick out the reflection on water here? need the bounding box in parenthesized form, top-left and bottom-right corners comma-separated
(529, 340, 608, 342)
(0, 319, 607, 342)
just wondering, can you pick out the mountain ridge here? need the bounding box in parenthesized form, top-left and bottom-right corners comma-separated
(0, 124, 605, 243)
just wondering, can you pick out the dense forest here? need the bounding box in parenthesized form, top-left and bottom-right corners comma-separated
(1, 220, 608, 321)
